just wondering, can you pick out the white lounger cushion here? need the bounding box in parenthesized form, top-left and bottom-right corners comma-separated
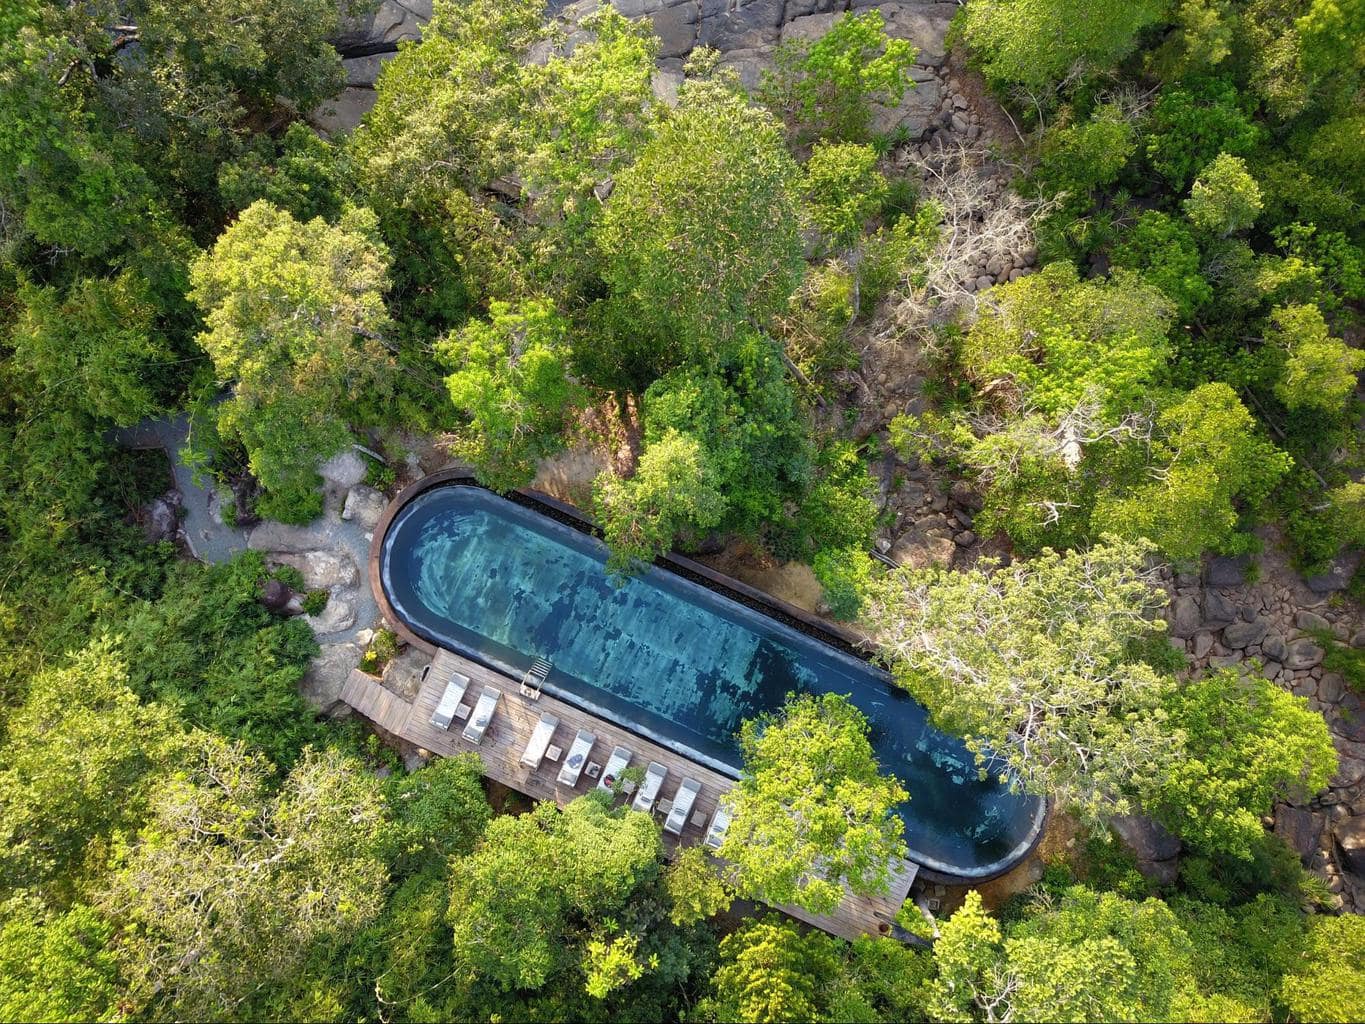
(664, 778, 701, 835)
(461, 687, 500, 744)
(429, 673, 470, 730)
(519, 712, 560, 768)
(596, 745, 633, 790)
(703, 804, 732, 849)
(631, 761, 668, 812)
(556, 729, 596, 786)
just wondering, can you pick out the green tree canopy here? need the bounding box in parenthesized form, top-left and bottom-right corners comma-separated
(759, 10, 918, 143)
(953, 0, 1167, 94)
(446, 795, 662, 992)
(188, 201, 395, 515)
(0, 639, 182, 895)
(104, 738, 389, 1020)
(721, 693, 908, 914)
(1155, 670, 1336, 859)
(595, 65, 804, 369)
(594, 430, 727, 574)
(438, 298, 583, 492)
(864, 538, 1180, 821)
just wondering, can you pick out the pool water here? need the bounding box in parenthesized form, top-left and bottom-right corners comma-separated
(380, 484, 1043, 878)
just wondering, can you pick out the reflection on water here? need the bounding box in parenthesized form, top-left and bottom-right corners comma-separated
(381, 485, 1043, 877)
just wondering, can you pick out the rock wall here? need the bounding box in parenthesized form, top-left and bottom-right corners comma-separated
(315, 0, 962, 136)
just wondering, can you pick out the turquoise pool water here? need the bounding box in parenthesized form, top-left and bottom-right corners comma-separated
(379, 484, 1043, 878)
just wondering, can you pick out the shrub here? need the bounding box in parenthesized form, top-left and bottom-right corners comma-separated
(759, 11, 916, 143)
(1184, 153, 1263, 236)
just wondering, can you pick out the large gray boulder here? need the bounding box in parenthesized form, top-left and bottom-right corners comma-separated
(1282, 639, 1325, 671)
(332, 0, 432, 56)
(1201, 588, 1238, 626)
(1168, 595, 1202, 638)
(342, 485, 389, 529)
(1274, 805, 1323, 864)
(697, 0, 784, 50)
(1112, 813, 1181, 862)
(320, 450, 369, 490)
(1334, 816, 1365, 877)
(888, 527, 956, 569)
(1223, 617, 1270, 649)
(272, 550, 359, 590)
(1206, 554, 1252, 587)
(301, 642, 363, 714)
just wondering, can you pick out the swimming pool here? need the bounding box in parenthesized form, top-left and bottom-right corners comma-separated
(378, 481, 1044, 878)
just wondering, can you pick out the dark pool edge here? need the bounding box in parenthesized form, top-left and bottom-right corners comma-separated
(368, 469, 1050, 884)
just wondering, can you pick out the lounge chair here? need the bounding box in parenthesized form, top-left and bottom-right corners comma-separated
(461, 686, 500, 744)
(631, 761, 668, 813)
(556, 729, 596, 786)
(429, 672, 471, 730)
(519, 712, 560, 769)
(703, 803, 732, 850)
(664, 778, 701, 836)
(596, 745, 633, 791)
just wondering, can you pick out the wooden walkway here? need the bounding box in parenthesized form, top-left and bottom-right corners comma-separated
(340, 648, 917, 941)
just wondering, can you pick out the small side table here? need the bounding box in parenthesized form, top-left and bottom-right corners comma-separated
(586, 761, 602, 780)
(690, 810, 708, 829)
(545, 744, 563, 762)
(454, 703, 471, 721)
(657, 798, 673, 817)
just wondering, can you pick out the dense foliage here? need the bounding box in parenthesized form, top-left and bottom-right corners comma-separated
(0, 0, 1360, 1021)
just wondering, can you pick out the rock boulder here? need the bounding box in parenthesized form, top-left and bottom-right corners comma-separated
(342, 485, 388, 529)
(301, 642, 362, 714)
(1274, 805, 1323, 864)
(1334, 816, 1365, 877)
(1223, 617, 1270, 649)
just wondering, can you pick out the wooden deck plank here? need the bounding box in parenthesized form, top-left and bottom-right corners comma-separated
(342, 652, 917, 941)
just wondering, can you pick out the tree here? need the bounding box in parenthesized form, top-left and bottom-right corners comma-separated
(1110, 211, 1212, 319)
(0, 899, 121, 1023)
(445, 796, 661, 991)
(699, 918, 840, 1024)
(103, 738, 389, 1020)
(1145, 79, 1261, 190)
(952, 0, 1166, 94)
(958, 262, 1173, 419)
(594, 431, 726, 574)
(1184, 153, 1263, 236)
(663, 848, 731, 927)
(188, 201, 395, 518)
(438, 298, 583, 492)
(640, 335, 813, 540)
(0, 639, 182, 893)
(1091, 383, 1291, 565)
(928, 887, 1198, 1024)
(595, 63, 804, 365)
(11, 272, 171, 426)
(804, 141, 888, 250)
(1266, 302, 1365, 413)
(863, 538, 1181, 821)
(759, 11, 917, 143)
(1280, 915, 1365, 1023)
(721, 693, 908, 915)
(384, 753, 492, 876)
(1155, 670, 1335, 860)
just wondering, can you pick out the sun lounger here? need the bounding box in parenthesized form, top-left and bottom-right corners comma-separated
(556, 729, 596, 786)
(631, 761, 668, 813)
(703, 803, 732, 850)
(461, 686, 500, 744)
(664, 778, 701, 836)
(429, 672, 471, 730)
(519, 712, 560, 769)
(596, 745, 633, 791)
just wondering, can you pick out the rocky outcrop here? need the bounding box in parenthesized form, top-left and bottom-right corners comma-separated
(342, 484, 389, 529)
(1112, 813, 1182, 885)
(302, 641, 363, 715)
(1163, 525, 1365, 909)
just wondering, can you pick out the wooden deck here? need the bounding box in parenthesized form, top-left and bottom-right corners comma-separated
(341, 648, 918, 941)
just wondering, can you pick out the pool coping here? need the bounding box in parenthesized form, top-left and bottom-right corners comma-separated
(367, 469, 1049, 884)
